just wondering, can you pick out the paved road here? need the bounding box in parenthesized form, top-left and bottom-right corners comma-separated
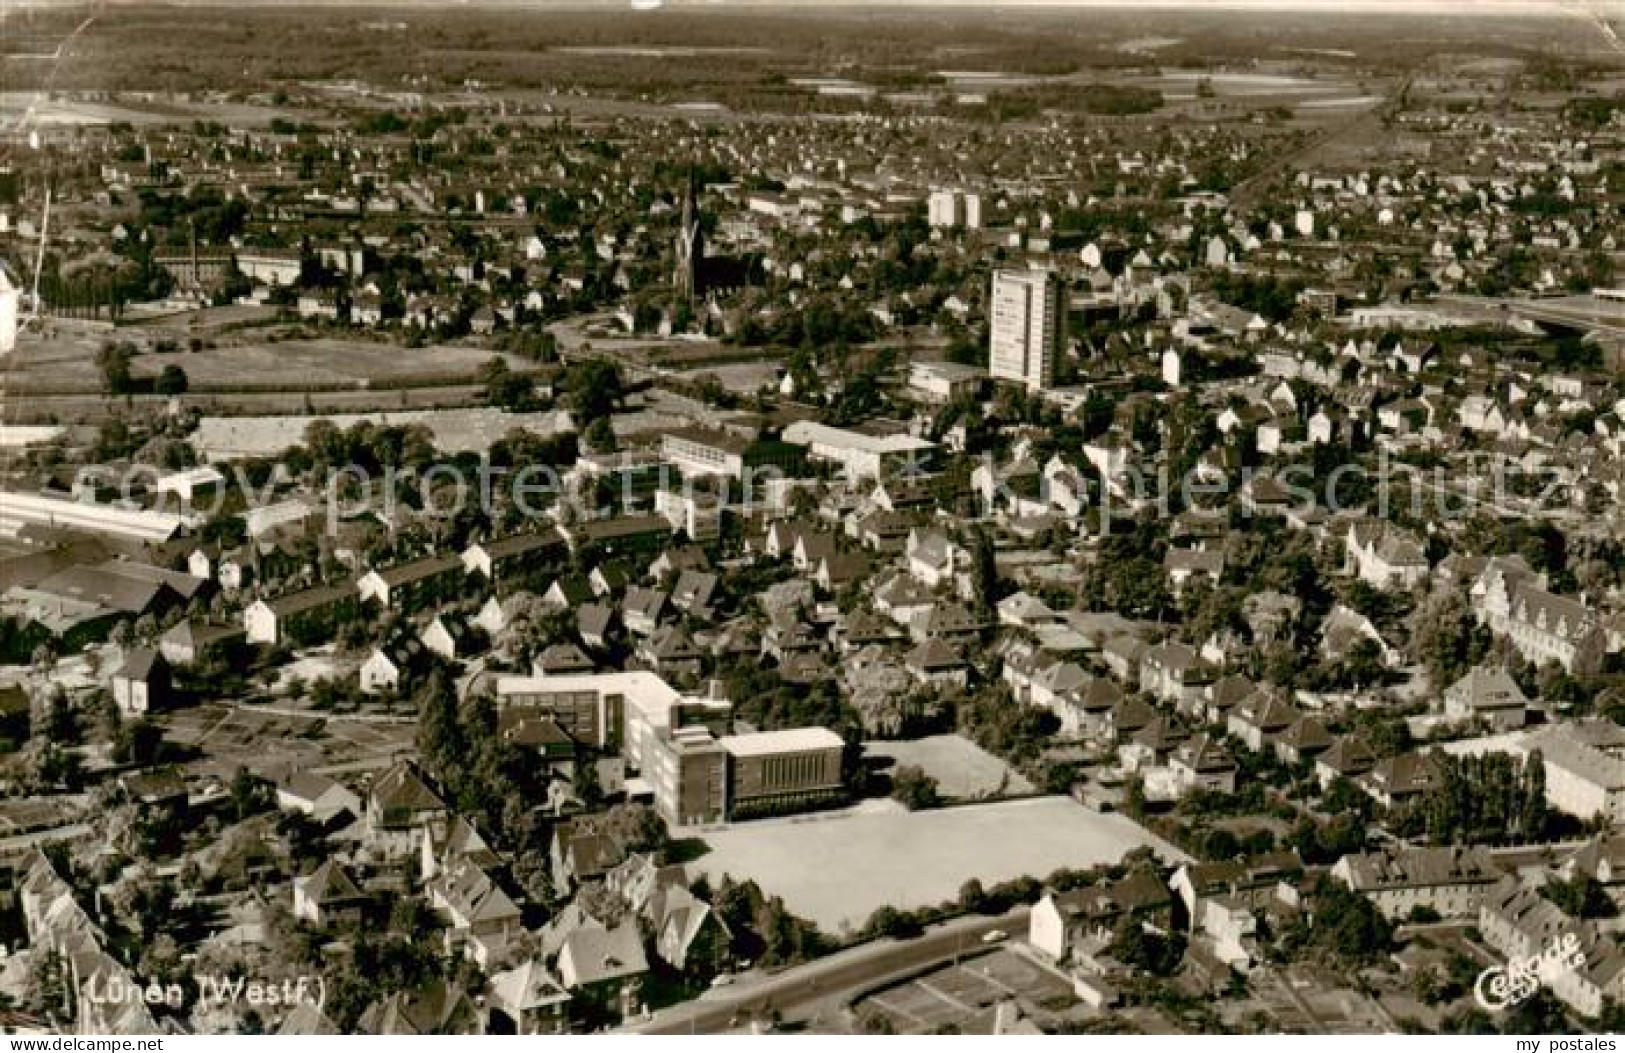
(1436, 293, 1625, 339)
(630, 909, 1029, 1034)
(0, 822, 90, 853)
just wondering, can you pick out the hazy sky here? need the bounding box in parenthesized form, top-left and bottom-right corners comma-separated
(641, 0, 1608, 11)
(3, 0, 1617, 28)
(2, 0, 1610, 9)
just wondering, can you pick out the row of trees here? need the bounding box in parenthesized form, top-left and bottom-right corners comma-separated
(1393, 750, 1549, 846)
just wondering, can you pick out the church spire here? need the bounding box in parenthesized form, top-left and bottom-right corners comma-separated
(675, 166, 704, 304)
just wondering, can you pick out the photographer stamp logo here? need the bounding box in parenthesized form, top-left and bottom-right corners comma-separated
(1474, 932, 1587, 1012)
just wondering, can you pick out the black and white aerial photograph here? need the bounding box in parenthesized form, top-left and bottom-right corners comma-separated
(0, 0, 1622, 1040)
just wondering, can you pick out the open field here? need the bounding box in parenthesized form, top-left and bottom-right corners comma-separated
(4, 335, 524, 393)
(193, 404, 573, 458)
(864, 734, 1035, 800)
(690, 796, 1188, 934)
(672, 361, 781, 396)
(0, 385, 508, 425)
(161, 704, 330, 774)
(161, 701, 415, 783)
(0, 90, 307, 128)
(0, 328, 552, 422)
(136, 338, 520, 390)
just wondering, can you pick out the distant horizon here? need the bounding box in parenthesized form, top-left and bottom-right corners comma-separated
(0, 0, 1613, 14)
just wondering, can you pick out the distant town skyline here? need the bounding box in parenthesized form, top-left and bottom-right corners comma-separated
(0, 0, 1611, 12)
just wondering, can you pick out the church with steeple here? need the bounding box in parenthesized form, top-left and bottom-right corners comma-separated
(673, 170, 704, 304)
(668, 169, 761, 314)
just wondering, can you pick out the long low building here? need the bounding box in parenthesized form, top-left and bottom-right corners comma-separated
(1519, 725, 1625, 826)
(1330, 845, 1502, 920)
(0, 490, 186, 544)
(658, 426, 804, 483)
(781, 420, 937, 482)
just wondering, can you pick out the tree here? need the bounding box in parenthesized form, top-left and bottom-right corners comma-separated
(1124, 775, 1147, 819)
(572, 756, 604, 809)
(229, 767, 272, 820)
(414, 671, 463, 777)
(890, 764, 941, 810)
(862, 905, 924, 941)
(1110, 917, 1185, 976)
(155, 365, 189, 396)
(1305, 884, 1392, 965)
(1541, 872, 1615, 919)
(1411, 591, 1491, 688)
(601, 802, 668, 854)
(95, 342, 135, 395)
(957, 878, 992, 913)
(113, 718, 164, 766)
(95, 691, 122, 743)
(564, 359, 625, 423)
(43, 692, 79, 745)
(1397, 751, 1548, 846)
(583, 416, 618, 454)
(479, 357, 534, 410)
(969, 527, 1001, 612)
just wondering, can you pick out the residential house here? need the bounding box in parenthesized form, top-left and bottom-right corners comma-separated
(556, 921, 649, 1014)
(1359, 751, 1444, 809)
(1443, 666, 1528, 730)
(110, 648, 169, 715)
(906, 638, 970, 689)
(292, 860, 369, 926)
(275, 771, 362, 824)
(359, 635, 435, 696)
(1343, 520, 1429, 591)
(1169, 734, 1239, 796)
(1273, 715, 1334, 765)
(422, 613, 481, 661)
(429, 857, 523, 967)
(358, 555, 465, 614)
(357, 980, 484, 1035)
(487, 960, 571, 1035)
(1140, 643, 1216, 706)
(1331, 845, 1501, 920)
(1479, 877, 1625, 1019)
(364, 762, 449, 858)
(1170, 853, 1304, 928)
(1315, 736, 1377, 789)
(461, 529, 568, 584)
(1520, 725, 1625, 825)
(158, 619, 245, 666)
(621, 587, 670, 638)
(1227, 693, 1302, 753)
(243, 581, 359, 646)
(1164, 548, 1225, 595)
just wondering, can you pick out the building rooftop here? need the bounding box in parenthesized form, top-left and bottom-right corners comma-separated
(783, 420, 936, 456)
(718, 727, 845, 757)
(0, 490, 185, 543)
